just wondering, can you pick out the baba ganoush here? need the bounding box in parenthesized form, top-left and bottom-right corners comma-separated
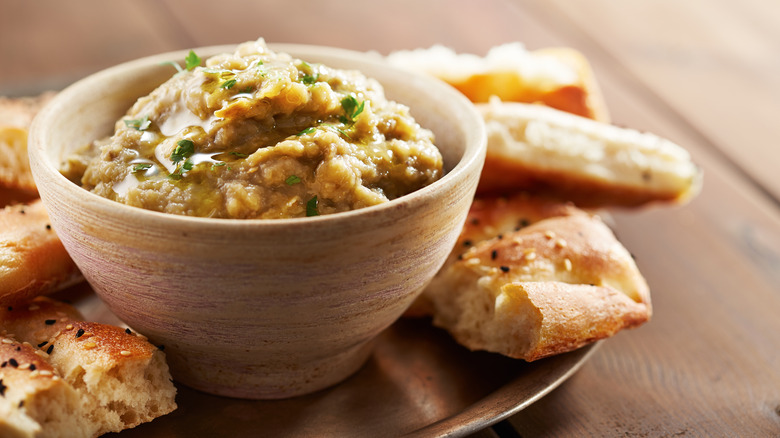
(63, 39, 443, 219)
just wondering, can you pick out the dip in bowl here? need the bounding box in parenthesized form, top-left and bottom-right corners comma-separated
(29, 40, 486, 399)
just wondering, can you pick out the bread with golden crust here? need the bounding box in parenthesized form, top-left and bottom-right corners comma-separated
(476, 100, 702, 207)
(386, 43, 610, 122)
(422, 213, 651, 361)
(0, 93, 56, 201)
(453, 193, 584, 257)
(405, 192, 584, 317)
(0, 338, 91, 438)
(0, 297, 177, 437)
(0, 200, 82, 306)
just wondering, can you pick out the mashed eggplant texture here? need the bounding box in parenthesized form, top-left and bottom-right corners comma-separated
(64, 39, 442, 219)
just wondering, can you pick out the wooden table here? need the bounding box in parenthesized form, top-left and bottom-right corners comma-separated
(2, 1, 779, 436)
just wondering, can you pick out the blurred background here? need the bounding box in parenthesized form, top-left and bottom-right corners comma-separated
(3, 0, 779, 202)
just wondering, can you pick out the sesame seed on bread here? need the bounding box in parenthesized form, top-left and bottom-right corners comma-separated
(0, 338, 91, 438)
(0, 297, 177, 437)
(418, 198, 651, 361)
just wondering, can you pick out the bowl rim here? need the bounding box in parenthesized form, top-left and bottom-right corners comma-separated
(29, 41, 486, 229)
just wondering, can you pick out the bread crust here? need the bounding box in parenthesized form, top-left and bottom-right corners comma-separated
(0, 338, 91, 438)
(0, 297, 177, 437)
(0, 200, 82, 306)
(404, 192, 583, 317)
(455, 193, 584, 255)
(0, 92, 56, 198)
(423, 212, 651, 361)
(476, 101, 702, 207)
(385, 43, 610, 122)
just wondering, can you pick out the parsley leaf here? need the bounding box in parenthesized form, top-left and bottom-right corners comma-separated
(306, 196, 319, 217)
(170, 158, 194, 179)
(124, 115, 151, 131)
(341, 95, 358, 118)
(229, 151, 249, 158)
(353, 101, 365, 119)
(185, 50, 201, 71)
(132, 163, 152, 172)
(296, 127, 316, 136)
(171, 139, 195, 164)
(285, 175, 302, 185)
(161, 50, 201, 75)
(299, 61, 319, 85)
(220, 79, 237, 90)
(340, 95, 365, 124)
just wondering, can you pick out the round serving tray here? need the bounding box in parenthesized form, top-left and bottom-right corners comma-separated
(67, 286, 596, 437)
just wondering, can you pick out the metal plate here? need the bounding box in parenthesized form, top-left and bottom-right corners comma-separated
(66, 285, 597, 437)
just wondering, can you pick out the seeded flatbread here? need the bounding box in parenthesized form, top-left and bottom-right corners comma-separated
(0, 297, 178, 437)
(476, 100, 702, 207)
(0, 200, 82, 306)
(386, 43, 610, 122)
(422, 211, 651, 361)
(405, 192, 584, 317)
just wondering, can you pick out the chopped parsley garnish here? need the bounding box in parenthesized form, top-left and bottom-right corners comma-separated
(132, 163, 152, 172)
(171, 139, 195, 164)
(285, 175, 301, 185)
(161, 50, 201, 74)
(339, 95, 365, 124)
(296, 127, 316, 136)
(211, 162, 227, 170)
(124, 115, 151, 131)
(229, 151, 249, 158)
(170, 140, 195, 178)
(306, 196, 319, 217)
(220, 79, 237, 90)
(299, 61, 319, 85)
(170, 158, 194, 179)
(185, 50, 201, 71)
(319, 124, 352, 140)
(202, 68, 240, 90)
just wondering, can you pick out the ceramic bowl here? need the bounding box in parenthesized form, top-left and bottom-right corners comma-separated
(28, 43, 486, 399)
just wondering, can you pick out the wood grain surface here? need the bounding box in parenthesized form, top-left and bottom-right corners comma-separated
(2, 0, 779, 436)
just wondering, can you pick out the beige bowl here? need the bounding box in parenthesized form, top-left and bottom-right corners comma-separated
(28, 43, 486, 399)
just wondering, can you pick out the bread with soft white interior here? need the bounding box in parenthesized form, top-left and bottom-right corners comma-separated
(423, 212, 651, 361)
(0, 297, 177, 437)
(476, 100, 702, 207)
(386, 43, 609, 122)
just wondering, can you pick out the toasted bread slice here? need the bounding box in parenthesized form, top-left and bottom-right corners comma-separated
(477, 100, 702, 207)
(0, 297, 177, 437)
(386, 43, 609, 122)
(0, 200, 81, 306)
(0, 93, 56, 200)
(405, 192, 585, 318)
(422, 213, 650, 361)
(0, 338, 91, 438)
